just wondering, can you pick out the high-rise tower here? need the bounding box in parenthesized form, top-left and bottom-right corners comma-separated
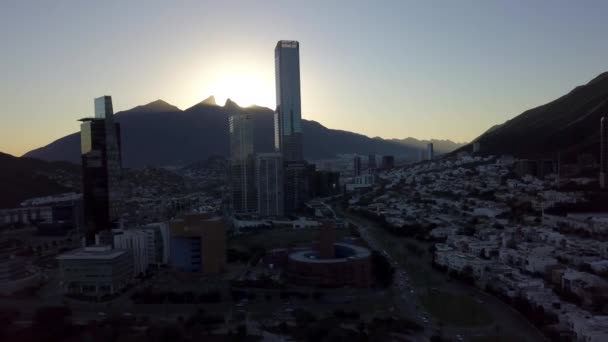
(274, 40, 303, 162)
(229, 113, 257, 213)
(353, 155, 362, 176)
(79, 96, 122, 246)
(256, 153, 284, 217)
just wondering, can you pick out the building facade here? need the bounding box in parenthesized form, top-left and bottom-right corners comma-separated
(112, 229, 152, 276)
(229, 113, 257, 214)
(368, 154, 377, 170)
(169, 214, 226, 275)
(274, 40, 303, 162)
(256, 153, 284, 217)
(427, 142, 434, 160)
(80, 96, 122, 245)
(311, 170, 340, 197)
(280, 223, 371, 288)
(353, 155, 362, 176)
(284, 162, 314, 214)
(56, 245, 133, 297)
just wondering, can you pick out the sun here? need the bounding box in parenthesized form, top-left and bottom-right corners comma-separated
(211, 73, 275, 108)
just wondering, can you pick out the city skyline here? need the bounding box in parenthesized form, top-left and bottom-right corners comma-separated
(3, 1, 608, 156)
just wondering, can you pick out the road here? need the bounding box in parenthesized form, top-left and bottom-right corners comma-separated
(333, 203, 547, 342)
(335, 208, 439, 339)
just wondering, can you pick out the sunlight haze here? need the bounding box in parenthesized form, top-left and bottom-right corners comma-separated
(2, 0, 608, 155)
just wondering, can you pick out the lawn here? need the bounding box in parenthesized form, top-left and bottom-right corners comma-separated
(228, 227, 354, 251)
(419, 291, 493, 327)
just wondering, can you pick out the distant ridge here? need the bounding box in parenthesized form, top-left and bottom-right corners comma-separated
(129, 99, 181, 113)
(201, 96, 217, 106)
(24, 98, 464, 168)
(455, 71, 608, 161)
(0, 152, 78, 208)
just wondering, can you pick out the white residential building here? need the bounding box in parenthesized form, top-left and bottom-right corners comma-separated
(113, 229, 151, 276)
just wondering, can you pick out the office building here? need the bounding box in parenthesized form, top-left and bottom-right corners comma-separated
(427, 142, 434, 160)
(274, 40, 303, 162)
(139, 223, 170, 265)
(601, 116, 608, 189)
(368, 154, 377, 170)
(311, 170, 340, 198)
(56, 245, 133, 297)
(79, 96, 122, 246)
(269, 222, 372, 288)
(256, 153, 284, 217)
(229, 113, 257, 214)
(284, 162, 314, 214)
(274, 40, 313, 213)
(353, 156, 362, 176)
(113, 229, 152, 276)
(345, 174, 376, 192)
(169, 214, 226, 275)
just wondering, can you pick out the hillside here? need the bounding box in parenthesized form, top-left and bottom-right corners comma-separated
(457, 72, 608, 161)
(24, 98, 463, 168)
(0, 152, 79, 208)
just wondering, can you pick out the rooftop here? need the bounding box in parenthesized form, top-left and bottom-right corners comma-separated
(56, 245, 126, 260)
(289, 242, 370, 264)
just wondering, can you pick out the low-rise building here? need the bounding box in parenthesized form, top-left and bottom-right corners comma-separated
(169, 214, 226, 275)
(56, 245, 133, 297)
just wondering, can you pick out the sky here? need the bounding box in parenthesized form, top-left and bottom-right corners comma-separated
(1, 0, 608, 156)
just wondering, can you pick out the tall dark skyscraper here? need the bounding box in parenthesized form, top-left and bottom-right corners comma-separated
(229, 113, 257, 214)
(256, 153, 284, 217)
(368, 154, 377, 170)
(274, 40, 311, 213)
(79, 96, 122, 246)
(353, 155, 362, 176)
(283, 162, 314, 214)
(601, 116, 608, 189)
(274, 40, 303, 162)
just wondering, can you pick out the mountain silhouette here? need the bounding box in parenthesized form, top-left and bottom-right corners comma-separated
(0, 152, 79, 208)
(24, 99, 463, 168)
(456, 72, 608, 161)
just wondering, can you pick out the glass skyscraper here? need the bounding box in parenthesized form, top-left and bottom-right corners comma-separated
(229, 113, 257, 214)
(274, 40, 303, 162)
(80, 96, 122, 246)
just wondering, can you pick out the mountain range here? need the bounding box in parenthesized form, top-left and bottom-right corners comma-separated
(457, 72, 608, 161)
(0, 152, 79, 208)
(4, 71, 608, 207)
(23, 97, 463, 168)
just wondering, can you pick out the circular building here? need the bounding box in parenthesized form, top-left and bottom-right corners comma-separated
(286, 242, 372, 288)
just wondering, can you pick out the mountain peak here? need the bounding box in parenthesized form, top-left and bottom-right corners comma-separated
(201, 96, 216, 106)
(130, 99, 181, 113)
(187, 96, 218, 110)
(224, 98, 241, 110)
